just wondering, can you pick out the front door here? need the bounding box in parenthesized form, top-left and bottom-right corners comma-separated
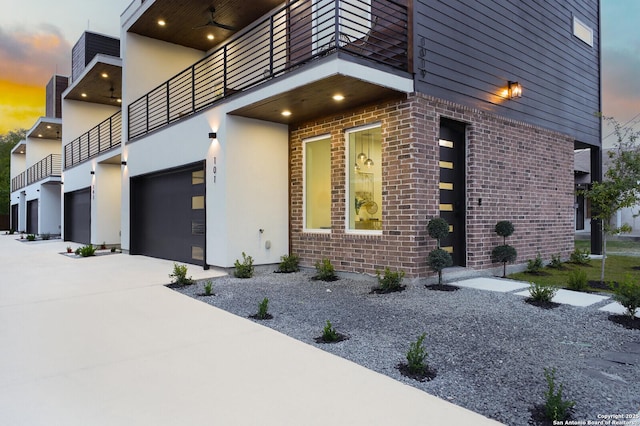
(26, 199, 38, 235)
(438, 118, 466, 266)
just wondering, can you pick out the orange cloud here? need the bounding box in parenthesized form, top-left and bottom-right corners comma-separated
(0, 80, 45, 134)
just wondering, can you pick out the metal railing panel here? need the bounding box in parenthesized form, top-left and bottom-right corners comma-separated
(64, 110, 122, 169)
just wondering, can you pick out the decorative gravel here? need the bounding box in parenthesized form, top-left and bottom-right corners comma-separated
(173, 266, 640, 425)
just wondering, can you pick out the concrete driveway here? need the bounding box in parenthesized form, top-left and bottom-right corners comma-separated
(0, 236, 501, 425)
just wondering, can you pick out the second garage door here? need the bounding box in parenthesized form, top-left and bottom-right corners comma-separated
(64, 188, 91, 244)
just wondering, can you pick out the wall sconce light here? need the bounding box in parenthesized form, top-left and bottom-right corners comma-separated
(508, 81, 522, 99)
(208, 132, 217, 139)
(121, 161, 127, 166)
(90, 171, 95, 175)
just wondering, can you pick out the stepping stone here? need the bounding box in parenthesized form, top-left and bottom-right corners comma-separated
(620, 342, 640, 354)
(598, 302, 640, 318)
(601, 351, 640, 366)
(453, 278, 529, 292)
(513, 289, 609, 307)
(585, 358, 622, 370)
(582, 368, 628, 385)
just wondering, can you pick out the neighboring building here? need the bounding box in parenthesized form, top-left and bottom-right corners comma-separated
(61, 31, 122, 245)
(115, 0, 601, 276)
(9, 75, 67, 234)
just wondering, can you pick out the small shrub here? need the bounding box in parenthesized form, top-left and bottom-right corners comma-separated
(204, 280, 214, 296)
(427, 217, 449, 242)
(77, 244, 97, 257)
(234, 252, 254, 278)
(526, 253, 544, 274)
(529, 282, 558, 302)
(427, 248, 452, 285)
(314, 258, 337, 281)
(169, 263, 193, 285)
(495, 220, 515, 240)
(8, 229, 15, 235)
(569, 248, 590, 265)
(567, 269, 588, 292)
(610, 274, 640, 317)
(110, 247, 116, 253)
(376, 267, 405, 291)
(548, 253, 563, 269)
(322, 320, 338, 342)
(491, 244, 517, 277)
(26, 234, 36, 241)
(257, 297, 269, 319)
(278, 253, 300, 273)
(406, 333, 428, 375)
(543, 367, 575, 422)
(66, 246, 73, 253)
(41, 233, 51, 240)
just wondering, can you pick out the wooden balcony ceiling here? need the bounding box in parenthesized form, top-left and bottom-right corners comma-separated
(129, 0, 282, 51)
(229, 74, 405, 124)
(29, 121, 62, 141)
(64, 63, 122, 106)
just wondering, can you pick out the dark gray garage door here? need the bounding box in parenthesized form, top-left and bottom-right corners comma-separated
(26, 200, 38, 235)
(130, 162, 206, 266)
(64, 188, 91, 244)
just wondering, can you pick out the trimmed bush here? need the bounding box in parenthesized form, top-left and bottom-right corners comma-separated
(610, 275, 640, 317)
(278, 253, 300, 273)
(376, 267, 405, 291)
(529, 282, 558, 303)
(495, 221, 515, 240)
(427, 217, 449, 242)
(491, 245, 517, 278)
(234, 252, 254, 278)
(314, 258, 337, 281)
(169, 263, 193, 285)
(427, 248, 453, 285)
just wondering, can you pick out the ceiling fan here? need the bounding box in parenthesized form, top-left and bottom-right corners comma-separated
(193, 6, 236, 31)
(102, 86, 121, 103)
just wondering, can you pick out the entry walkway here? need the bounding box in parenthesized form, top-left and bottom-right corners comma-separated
(0, 236, 500, 425)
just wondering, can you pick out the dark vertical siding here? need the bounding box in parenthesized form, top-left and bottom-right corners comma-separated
(46, 75, 69, 118)
(414, 0, 600, 145)
(71, 32, 121, 82)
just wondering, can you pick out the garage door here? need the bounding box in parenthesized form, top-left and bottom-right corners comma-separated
(64, 188, 91, 244)
(26, 200, 38, 235)
(130, 162, 206, 266)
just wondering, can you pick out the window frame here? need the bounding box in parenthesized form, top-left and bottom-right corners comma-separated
(303, 134, 332, 233)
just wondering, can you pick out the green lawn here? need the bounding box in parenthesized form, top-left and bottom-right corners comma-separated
(508, 244, 640, 291)
(575, 238, 640, 254)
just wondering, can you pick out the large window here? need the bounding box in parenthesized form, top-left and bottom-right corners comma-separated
(304, 135, 332, 231)
(347, 124, 382, 232)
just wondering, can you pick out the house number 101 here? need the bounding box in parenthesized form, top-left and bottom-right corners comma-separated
(212, 157, 217, 183)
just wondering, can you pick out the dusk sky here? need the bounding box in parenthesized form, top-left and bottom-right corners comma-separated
(1, 0, 639, 145)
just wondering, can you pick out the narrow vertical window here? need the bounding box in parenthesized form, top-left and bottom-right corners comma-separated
(347, 124, 382, 232)
(304, 135, 331, 231)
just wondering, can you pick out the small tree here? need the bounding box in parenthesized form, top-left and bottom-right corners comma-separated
(580, 116, 640, 284)
(491, 220, 517, 277)
(426, 217, 452, 284)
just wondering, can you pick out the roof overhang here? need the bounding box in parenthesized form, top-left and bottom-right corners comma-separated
(63, 54, 123, 106)
(26, 117, 63, 141)
(11, 140, 27, 155)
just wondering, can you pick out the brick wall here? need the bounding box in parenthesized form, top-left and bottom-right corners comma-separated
(290, 93, 575, 278)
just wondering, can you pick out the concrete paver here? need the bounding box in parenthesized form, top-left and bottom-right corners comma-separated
(0, 236, 501, 426)
(454, 277, 529, 292)
(513, 288, 610, 307)
(599, 301, 640, 317)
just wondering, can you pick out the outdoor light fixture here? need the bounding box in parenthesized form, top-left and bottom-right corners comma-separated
(508, 81, 522, 99)
(90, 171, 95, 175)
(121, 161, 127, 166)
(208, 132, 217, 139)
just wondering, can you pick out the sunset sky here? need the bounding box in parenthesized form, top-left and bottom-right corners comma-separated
(1, 0, 639, 143)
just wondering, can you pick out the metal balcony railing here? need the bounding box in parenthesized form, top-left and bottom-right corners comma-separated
(11, 172, 26, 192)
(26, 154, 62, 185)
(64, 110, 122, 169)
(129, 0, 408, 140)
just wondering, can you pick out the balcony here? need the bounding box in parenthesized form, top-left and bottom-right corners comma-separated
(11, 172, 26, 192)
(65, 111, 122, 169)
(26, 154, 62, 185)
(128, 0, 408, 140)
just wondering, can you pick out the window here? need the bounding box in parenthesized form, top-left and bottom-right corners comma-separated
(304, 135, 331, 231)
(347, 124, 382, 232)
(573, 16, 593, 47)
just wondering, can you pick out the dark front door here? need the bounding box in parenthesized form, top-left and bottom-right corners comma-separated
(11, 204, 18, 231)
(438, 118, 466, 267)
(130, 162, 206, 266)
(576, 193, 585, 230)
(64, 188, 91, 244)
(26, 200, 38, 235)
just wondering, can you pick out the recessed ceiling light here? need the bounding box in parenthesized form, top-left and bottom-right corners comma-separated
(19, 151, 24, 154)
(46, 125, 52, 129)
(81, 93, 87, 98)
(281, 110, 292, 117)
(333, 94, 345, 101)
(101, 72, 109, 78)
(158, 19, 166, 26)
(38, 134, 43, 137)
(207, 34, 214, 40)
(117, 99, 122, 103)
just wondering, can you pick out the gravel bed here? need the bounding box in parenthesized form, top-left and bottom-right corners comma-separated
(173, 266, 640, 425)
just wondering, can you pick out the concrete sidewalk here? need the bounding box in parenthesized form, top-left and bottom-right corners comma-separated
(0, 236, 500, 425)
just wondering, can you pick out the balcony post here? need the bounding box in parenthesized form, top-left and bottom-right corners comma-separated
(191, 66, 196, 113)
(166, 80, 170, 124)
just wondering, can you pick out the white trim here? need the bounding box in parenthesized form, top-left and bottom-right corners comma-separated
(572, 16, 593, 47)
(303, 134, 332, 233)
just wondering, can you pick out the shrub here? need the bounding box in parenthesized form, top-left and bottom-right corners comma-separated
(567, 269, 588, 292)
(169, 263, 193, 285)
(406, 333, 428, 375)
(529, 282, 558, 303)
(110, 247, 116, 253)
(548, 253, 563, 269)
(322, 320, 338, 342)
(543, 367, 575, 422)
(204, 280, 214, 296)
(376, 267, 405, 291)
(427, 217, 449, 242)
(495, 221, 515, 240)
(610, 275, 640, 317)
(8, 229, 15, 235)
(427, 248, 453, 285)
(41, 233, 51, 240)
(26, 234, 36, 241)
(77, 244, 97, 257)
(257, 297, 269, 319)
(314, 258, 337, 281)
(526, 253, 544, 274)
(569, 248, 590, 265)
(234, 252, 254, 278)
(278, 253, 300, 273)
(491, 244, 517, 277)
